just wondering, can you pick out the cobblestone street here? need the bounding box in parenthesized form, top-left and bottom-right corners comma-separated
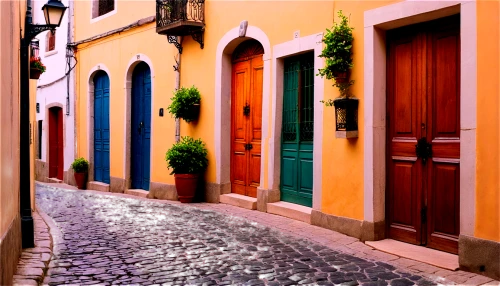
(32, 184, 495, 286)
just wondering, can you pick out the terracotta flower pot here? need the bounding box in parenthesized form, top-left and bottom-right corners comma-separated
(334, 71, 350, 84)
(174, 174, 199, 203)
(74, 172, 87, 189)
(30, 68, 42, 80)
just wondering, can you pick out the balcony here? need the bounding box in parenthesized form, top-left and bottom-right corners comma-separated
(156, 0, 205, 39)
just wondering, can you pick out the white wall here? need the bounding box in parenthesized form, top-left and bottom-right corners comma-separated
(33, 0, 75, 170)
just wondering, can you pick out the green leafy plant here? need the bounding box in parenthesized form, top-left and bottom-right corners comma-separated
(167, 86, 201, 123)
(30, 57, 46, 73)
(317, 10, 354, 83)
(165, 136, 208, 175)
(71, 157, 89, 173)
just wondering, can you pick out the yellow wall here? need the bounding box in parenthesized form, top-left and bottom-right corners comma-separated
(74, 0, 500, 239)
(475, 0, 500, 242)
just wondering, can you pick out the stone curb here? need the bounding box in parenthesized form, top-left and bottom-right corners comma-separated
(36, 204, 63, 286)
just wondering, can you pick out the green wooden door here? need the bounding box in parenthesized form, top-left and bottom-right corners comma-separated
(280, 52, 314, 207)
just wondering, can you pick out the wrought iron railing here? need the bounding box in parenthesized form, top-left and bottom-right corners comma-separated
(156, 0, 204, 27)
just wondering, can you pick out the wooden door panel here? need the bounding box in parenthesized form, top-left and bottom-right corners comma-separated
(57, 108, 63, 180)
(388, 159, 420, 244)
(48, 108, 58, 178)
(393, 41, 417, 136)
(427, 160, 460, 253)
(433, 33, 460, 137)
(250, 62, 263, 141)
(234, 66, 248, 141)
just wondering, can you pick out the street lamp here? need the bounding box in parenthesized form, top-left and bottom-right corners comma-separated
(20, 0, 67, 248)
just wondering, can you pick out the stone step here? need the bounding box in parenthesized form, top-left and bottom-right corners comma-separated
(220, 193, 257, 210)
(125, 189, 149, 198)
(267, 201, 312, 224)
(87, 181, 110, 192)
(366, 239, 459, 270)
(47, 178, 62, 184)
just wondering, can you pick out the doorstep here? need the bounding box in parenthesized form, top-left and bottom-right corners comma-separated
(267, 201, 312, 224)
(47, 177, 62, 184)
(125, 189, 149, 198)
(220, 193, 257, 210)
(87, 181, 110, 192)
(366, 239, 459, 270)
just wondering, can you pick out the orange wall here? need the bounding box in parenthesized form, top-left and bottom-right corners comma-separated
(475, 0, 500, 242)
(320, 0, 400, 220)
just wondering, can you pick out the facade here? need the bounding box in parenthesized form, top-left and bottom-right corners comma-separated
(33, 0, 76, 186)
(0, 1, 23, 285)
(72, 0, 499, 280)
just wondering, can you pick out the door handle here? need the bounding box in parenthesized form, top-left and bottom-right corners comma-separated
(138, 121, 144, 134)
(243, 103, 250, 117)
(415, 137, 432, 164)
(244, 143, 253, 151)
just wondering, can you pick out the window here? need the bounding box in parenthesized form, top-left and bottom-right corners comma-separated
(46, 31, 55, 52)
(38, 120, 42, 159)
(92, 0, 115, 19)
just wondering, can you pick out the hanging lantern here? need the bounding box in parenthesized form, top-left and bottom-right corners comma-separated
(30, 39, 40, 58)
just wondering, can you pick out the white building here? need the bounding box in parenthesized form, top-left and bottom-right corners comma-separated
(33, 0, 76, 185)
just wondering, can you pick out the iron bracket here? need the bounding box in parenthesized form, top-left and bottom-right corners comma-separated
(167, 35, 183, 54)
(191, 29, 204, 49)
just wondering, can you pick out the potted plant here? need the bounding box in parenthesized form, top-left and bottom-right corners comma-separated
(30, 56, 46, 80)
(71, 157, 89, 189)
(318, 10, 358, 138)
(318, 10, 354, 84)
(167, 86, 201, 123)
(165, 136, 208, 203)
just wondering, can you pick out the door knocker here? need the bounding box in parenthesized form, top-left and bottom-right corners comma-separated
(243, 103, 250, 117)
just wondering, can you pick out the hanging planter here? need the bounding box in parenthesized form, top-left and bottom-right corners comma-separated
(29, 57, 46, 80)
(318, 10, 359, 138)
(333, 97, 359, 138)
(167, 86, 201, 123)
(30, 68, 43, 79)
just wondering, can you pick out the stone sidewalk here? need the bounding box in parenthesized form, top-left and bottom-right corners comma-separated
(22, 183, 500, 285)
(13, 210, 53, 286)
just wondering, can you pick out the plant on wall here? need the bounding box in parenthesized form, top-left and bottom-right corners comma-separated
(318, 10, 359, 138)
(318, 10, 355, 105)
(167, 85, 201, 123)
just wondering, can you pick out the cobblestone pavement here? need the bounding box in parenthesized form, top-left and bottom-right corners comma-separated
(35, 184, 498, 286)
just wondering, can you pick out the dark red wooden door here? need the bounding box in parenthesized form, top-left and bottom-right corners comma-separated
(230, 40, 264, 198)
(387, 16, 460, 254)
(48, 107, 63, 180)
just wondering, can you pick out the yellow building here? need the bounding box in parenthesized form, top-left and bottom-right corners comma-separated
(73, 0, 499, 280)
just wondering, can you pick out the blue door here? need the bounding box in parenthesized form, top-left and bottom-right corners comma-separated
(131, 62, 151, 190)
(94, 71, 110, 184)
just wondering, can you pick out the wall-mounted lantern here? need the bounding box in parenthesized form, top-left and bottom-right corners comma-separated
(334, 97, 359, 139)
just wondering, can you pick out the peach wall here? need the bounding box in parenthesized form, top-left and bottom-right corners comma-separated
(475, 0, 500, 242)
(0, 0, 21, 236)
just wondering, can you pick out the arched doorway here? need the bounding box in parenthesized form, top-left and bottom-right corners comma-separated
(230, 39, 264, 198)
(93, 71, 110, 184)
(131, 62, 152, 190)
(48, 106, 63, 180)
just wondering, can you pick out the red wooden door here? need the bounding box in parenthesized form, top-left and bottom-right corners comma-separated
(48, 107, 63, 180)
(387, 16, 460, 254)
(230, 40, 264, 198)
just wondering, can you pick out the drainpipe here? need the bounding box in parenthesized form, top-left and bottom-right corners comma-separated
(174, 36, 182, 143)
